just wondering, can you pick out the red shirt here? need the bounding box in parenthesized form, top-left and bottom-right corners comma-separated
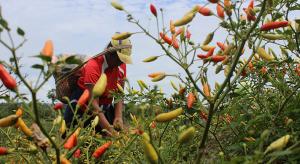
(77, 55, 126, 105)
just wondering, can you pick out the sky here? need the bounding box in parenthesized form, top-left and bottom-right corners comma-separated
(0, 0, 299, 102)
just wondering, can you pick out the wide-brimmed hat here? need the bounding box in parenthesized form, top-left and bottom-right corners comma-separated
(111, 38, 132, 64)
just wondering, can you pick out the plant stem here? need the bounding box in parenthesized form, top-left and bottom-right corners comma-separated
(159, 122, 170, 147)
(32, 92, 60, 164)
(195, 103, 214, 163)
(274, 85, 300, 119)
(112, 135, 138, 163)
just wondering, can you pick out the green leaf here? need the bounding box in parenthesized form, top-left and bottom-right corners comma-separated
(17, 27, 25, 36)
(0, 18, 9, 30)
(220, 21, 230, 29)
(289, 4, 300, 11)
(33, 54, 52, 62)
(267, 150, 293, 157)
(31, 64, 44, 70)
(272, 13, 284, 21)
(65, 55, 82, 65)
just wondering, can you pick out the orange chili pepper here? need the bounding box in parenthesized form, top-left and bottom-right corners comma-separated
(261, 66, 268, 74)
(64, 134, 77, 150)
(92, 141, 112, 159)
(77, 89, 90, 107)
(224, 0, 232, 16)
(15, 108, 23, 117)
(216, 3, 225, 19)
(41, 40, 54, 57)
(148, 72, 165, 78)
(198, 5, 213, 16)
(186, 92, 196, 109)
(203, 82, 211, 97)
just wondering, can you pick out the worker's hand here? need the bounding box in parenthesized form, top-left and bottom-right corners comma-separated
(105, 127, 119, 137)
(113, 117, 123, 131)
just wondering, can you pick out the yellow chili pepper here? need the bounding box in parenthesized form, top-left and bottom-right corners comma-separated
(155, 107, 183, 122)
(178, 127, 196, 144)
(93, 73, 107, 97)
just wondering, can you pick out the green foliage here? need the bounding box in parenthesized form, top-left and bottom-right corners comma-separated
(0, 0, 300, 163)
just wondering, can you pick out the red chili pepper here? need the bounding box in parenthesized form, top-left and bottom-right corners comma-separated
(73, 149, 81, 158)
(175, 28, 183, 37)
(206, 47, 215, 57)
(247, 14, 256, 21)
(160, 32, 179, 49)
(197, 47, 215, 59)
(0, 64, 17, 91)
(186, 30, 191, 40)
(64, 134, 77, 150)
(243, 8, 256, 21)
(261, 66, 268, 74)
(200, 111, 208, 121)
(197, 54, 208, 59)
(217, 42, 226, 50)
(53, 102, 64, 111)
(186, 92, 196, 109)
(77, 89, 90, 108)
(150, 121, 156, 128)
(248, 61, 254, 71)
(260, 21, 289, 31)
(92, 141, 112, 159)
(208, 0, 219, 3)
(241, 69, 247, 77)
(216, 3, 225, 19)
(296, 64, 300, 76)
(150, 4, 157, 17)
(198, 5, 213, 16)
(172, 35, 179, 49)
(223, 113, 232, 124)
(160, 32, 173, 45)
(248, 0, 254, 8)
(0, 147, 8, 155)
(243, 0, 256, 22)
(178, 87, 186, 96)
(211, 55, 226, 62)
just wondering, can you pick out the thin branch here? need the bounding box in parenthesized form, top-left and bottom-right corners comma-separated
(213, 0, 267, 105)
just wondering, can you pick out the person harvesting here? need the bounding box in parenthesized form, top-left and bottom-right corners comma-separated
(63, 35, 132, 136)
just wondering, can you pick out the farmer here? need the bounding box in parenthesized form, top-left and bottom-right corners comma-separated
(63, 37, 132, 136)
